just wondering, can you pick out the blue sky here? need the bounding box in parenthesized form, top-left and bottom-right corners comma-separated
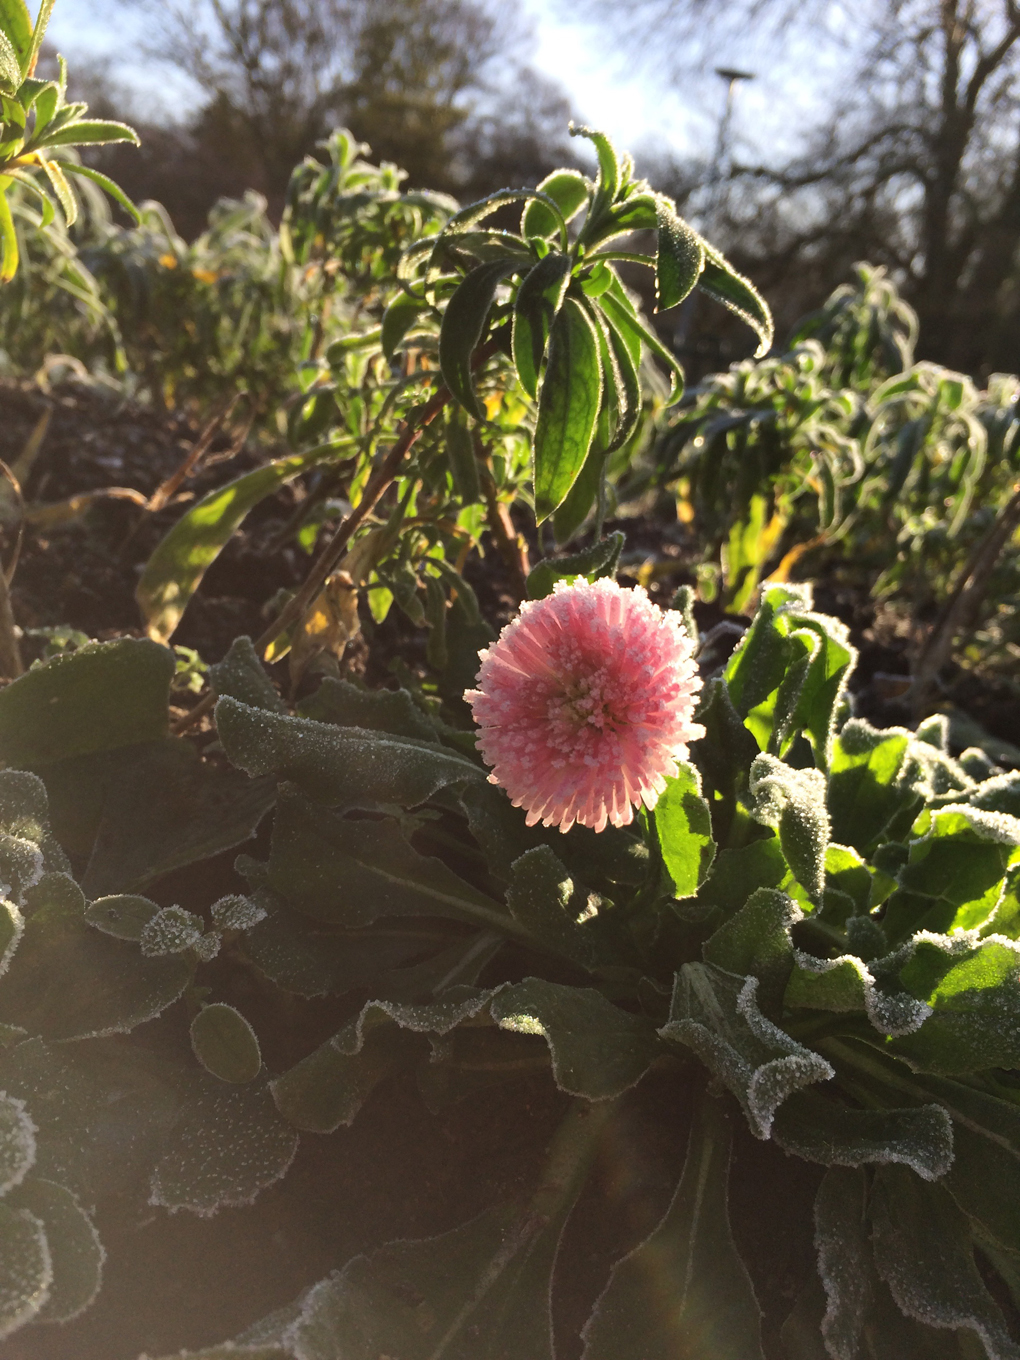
(46, 0, 807, 167)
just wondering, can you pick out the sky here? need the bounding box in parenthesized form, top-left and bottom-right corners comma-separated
(45, 0, 820, 168)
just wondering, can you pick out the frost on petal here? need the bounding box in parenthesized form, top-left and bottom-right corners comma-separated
(465, 577, 703, 833)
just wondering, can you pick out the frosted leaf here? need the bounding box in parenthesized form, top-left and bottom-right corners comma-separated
(0, 1092, 36, 1195)
(271, 990, 496, 1133)
(912, 803, 1020, 849)
(192, 933, 222, 963)
(139, 907, 204, 957)
(749, 754, 830, 902)
(837, 716, 913, 758)
(0, 878, 192, 1041)
(0, 901, 23, 981)
(785, 951, 931, 1038)
(491, 978, 664, 1100)
(190, 1005, 262, 1084)
(872, 1166, 1020, 1360)
(959, 747, 1000, 781)
(900, 739, 974, 802)
(0, 1202, 51, 1339)
(210, 894, 268, 933)
(661, 965, 833, 1140)
(773, 1089, 954, 1180)
(814, 1168, 871, 1360)
(215, 695, 482, 810)
(149, 1083, 298, 1216)
(915, 714, 950, 751)
(968, 770, 1020, 817)
(865, 988, 932, 1037)
(7, 1177, 104, 1324)
(0, 835, 44, 909)
(84, 895, 159, 941)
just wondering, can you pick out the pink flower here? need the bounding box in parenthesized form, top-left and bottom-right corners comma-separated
(465, 577, 704, 833)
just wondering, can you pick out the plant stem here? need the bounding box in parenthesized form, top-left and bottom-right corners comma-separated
(910, 479, 1020, 711)
(0, 562, 23, 678)
(172, 379, 453, 735)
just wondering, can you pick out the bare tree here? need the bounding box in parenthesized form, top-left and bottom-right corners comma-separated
(133, 0, 541, 199)
(578, 0, 1020, 375)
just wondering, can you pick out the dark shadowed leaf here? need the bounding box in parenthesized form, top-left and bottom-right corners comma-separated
(0, 639, 172, 767)
(6, 1177, 103, 1324)
(582, 1092, 764, 1360)
(439, 259, 519, 419)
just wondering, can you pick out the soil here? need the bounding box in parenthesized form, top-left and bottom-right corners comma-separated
(0, 375, 1016, 1359)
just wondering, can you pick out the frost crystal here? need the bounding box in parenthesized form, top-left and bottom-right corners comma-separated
(210, 894, 268, 933)
(139, 906, 204, 957)
(465, 577, 703, 833)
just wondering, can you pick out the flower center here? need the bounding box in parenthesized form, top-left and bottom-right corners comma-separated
(552, 667, 619, 732)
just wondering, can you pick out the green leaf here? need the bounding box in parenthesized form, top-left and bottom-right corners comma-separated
(0, 1090, 34, 1194)
(0, 1037, 179, 1204)
(525, 530, 624, 599)
(0, 186, 19, 283)
(771, 1088, 953, 1179)
(660, 962, 834, 1139)
(284, 1098, 610, 1360)
(692, 676, 761, 802)
(381, 289, 428, 360)
(828, 719, 915, 854)
(656, 763, 716, 899)
(37, 737, 275, 897)
(190, 1004, 262, 1084)
(872, 1165, 1020, 1360)
(533, 296, 602, 521)
(37, 117, 138, 147)
(581, 1092, 764, 1360)
(57, 161, 141, 224)
(24, 0, 54, 81)
(271, 991, 491, 1133)
(890, 805, 1018, 936)
(297, 676, 437, 741)
(597, 288, 685, 405)
(0, 27, 20, 94)
(891, 934, 1020, 1073)
(491, 978, 663, 1099)
(216, 697, 479, 808)
(724, 583, 808, 720)
(696, 239, 773, 357)
(924, 1075, 1020, 1257)
(242, 903, 425, 998)
(813, 1167, 872, 1360)
(38, 153, 75, 226)
(656, 199, 704, 310)
(505, 846, 613, 971)
(570, 124, 620, 215)
(0, 0, 32, 76)
(445, 402, 481, 502)
(0, 638, 172, 767)
(84, 894, 158, 941)
(137, 443, 342, 644)
(263, 789, 511, 934)
(0, 1200, 50, 1338)
(438, 259, 518, 419)
(0, 873, 191, 1040)
(522, 168, 589, 239)
(209, 636, 285, 713)
(749, 755, 830, 904)
(150, 1079, 298, 1217)
(511, 252, 572, 399)
(6, 1178, 102, 1323)
(703, 887, 799, 1016)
